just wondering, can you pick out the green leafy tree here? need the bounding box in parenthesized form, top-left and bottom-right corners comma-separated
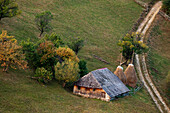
(68, 37, 84, 55)
(55, 59, 79, 87)
(34, 67, 53, 83)
(21, 39, 40, 71)
(35, 11, 53, 37)
(79, 60, 88, 77)
(0, 0, 21, 20)
(37, 40, 57, 78)
(163, 0, 170, 15)
(118, 32, 148, 65)
(44, 33, 64, 47)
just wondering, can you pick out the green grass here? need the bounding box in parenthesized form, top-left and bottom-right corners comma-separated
(140, 0, 152, 3)
(146, 15, 170, 104)
(0, 0, 160, 112)
(0, 69, 158, 113)
(0, 0, 142, 71)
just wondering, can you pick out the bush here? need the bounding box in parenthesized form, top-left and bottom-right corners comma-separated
(55, 59, 79, 87)
(0, 30, 27, 72)
(68, 37, 84, 55)
(79, 60, 88, 77)
(21, 39, 40, 71)
(163, 0, 170, 15)
(44, 33, 64, 47)
(34, 67, 53, 83)
(56, 47, 79, 63)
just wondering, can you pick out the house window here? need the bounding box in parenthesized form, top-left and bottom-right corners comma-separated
(78, 86, 81, 90)
(93, 89, 96, 91)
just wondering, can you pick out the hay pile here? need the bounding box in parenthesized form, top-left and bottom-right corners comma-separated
(124, 64, 137, 88)
(114, 66, 127, 84)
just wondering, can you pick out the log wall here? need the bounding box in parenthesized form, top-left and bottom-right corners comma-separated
(73, 85, 110, 101)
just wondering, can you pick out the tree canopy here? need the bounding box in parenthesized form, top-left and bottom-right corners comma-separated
(35, 11, 53, 37)
(0, 30, 27, 72)
(118, 32, 148, 65)
(0, 0, 21, 20)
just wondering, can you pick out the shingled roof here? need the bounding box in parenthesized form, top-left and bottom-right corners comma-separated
(74, 68, 130, 98)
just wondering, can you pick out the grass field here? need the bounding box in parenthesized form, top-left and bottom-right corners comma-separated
(0, 0, 143, 71)
(146, 15, 170, 104)
(0, 68, 158, 113)
(0, 0, 160, 112)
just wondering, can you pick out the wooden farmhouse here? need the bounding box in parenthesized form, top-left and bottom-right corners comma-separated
(73, 68, 130, 101)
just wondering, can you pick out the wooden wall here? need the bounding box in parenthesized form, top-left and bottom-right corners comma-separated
(73, 85, 110, 101)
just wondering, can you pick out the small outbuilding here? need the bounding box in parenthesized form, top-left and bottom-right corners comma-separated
(73, 68, 130, 101)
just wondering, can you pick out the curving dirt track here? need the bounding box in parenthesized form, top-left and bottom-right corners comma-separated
(134, 1, 170, 113)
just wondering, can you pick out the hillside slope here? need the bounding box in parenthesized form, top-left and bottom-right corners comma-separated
(146, 15, 170, 105)
(0, 69, 158, 112)
(0, 0, 142, 71)
(0, 0, 160, 112)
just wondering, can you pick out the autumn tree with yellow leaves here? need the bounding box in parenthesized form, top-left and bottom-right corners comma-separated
(0, 30, 27, 72)
(118, 32, 148, 65)
(55, 59, 79, 87)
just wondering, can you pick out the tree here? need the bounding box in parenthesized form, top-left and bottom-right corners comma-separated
(68, 37, 84, 55)
(35, 11, 53, 37)
(0, 0, 21, 21)
(0, 30, 27, 72)
(37, 40, 57, 78)
(44, 33, 64, 47)
(163, 0, 170, 15)
(78, 60, 88, 77)
(55, 59, 79, 87)
(34, 67, 53, 83)
(56, 47, 79, 63)
(21, 39, 40, 71)
(118, 32, 148, 65)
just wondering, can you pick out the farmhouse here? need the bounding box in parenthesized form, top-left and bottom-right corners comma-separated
(73, 68, 130, 101)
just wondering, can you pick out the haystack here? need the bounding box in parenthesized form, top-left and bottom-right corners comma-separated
(114, 66, 127, 84)
(124, 64, 137, 88)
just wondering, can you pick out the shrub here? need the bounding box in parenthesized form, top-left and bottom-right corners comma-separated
(55, 59, 79, 87)
(56, 47, 79, 63)
(21, 39, 40, 71)
(163, 0, 170, 15)
(34, 67, 53, 83)
(79, 60, 88, 77)
(0, 30, 27, 72)
(68, 37, 84, 55)
(44, 33, 64, 47)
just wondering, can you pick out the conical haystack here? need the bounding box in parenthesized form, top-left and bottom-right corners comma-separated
(114, 66, 127, 84)
(124, 64, 137, 88)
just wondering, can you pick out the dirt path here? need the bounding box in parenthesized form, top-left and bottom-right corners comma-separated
(135, 1, 170, 113)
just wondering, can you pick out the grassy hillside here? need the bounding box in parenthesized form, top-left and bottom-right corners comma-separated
(0, 68, 158, 113)
(0, 0, 160, 112)
(0, 0, 142, 71)
(146, 15, 170, 104)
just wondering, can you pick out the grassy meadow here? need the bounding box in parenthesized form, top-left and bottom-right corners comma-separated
(0, 0, 160, 112)
(0, 69, 158, 113)
(0, 0, 143, 71)
(146, 15, 170, 105)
